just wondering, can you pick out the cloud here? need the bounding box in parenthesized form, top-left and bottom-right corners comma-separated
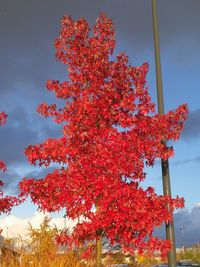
(174, 207, 200, 247)
(0, 104, 62, 191)
(181, 109, 200, 140)
(1, 164, 60, 196)
(0, 107, 37, 166)
(155, 205, 200, 248)
(174, 156, 200, 166)
(195, 202, 200, 208)
(0, 211, 77, 239)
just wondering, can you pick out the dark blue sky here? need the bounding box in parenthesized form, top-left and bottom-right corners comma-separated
(0, 0, 200, 247)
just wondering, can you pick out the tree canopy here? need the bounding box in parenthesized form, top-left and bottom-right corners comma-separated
(19, 14, 188, 257)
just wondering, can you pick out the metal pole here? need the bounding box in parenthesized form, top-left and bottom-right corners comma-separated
(151, 1, 177, 266)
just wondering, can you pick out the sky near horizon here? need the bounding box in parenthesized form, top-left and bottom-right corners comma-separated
(0, 0, 200, 247)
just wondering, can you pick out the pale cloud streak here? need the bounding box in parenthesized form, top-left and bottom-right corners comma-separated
(0, 212, 77, 239)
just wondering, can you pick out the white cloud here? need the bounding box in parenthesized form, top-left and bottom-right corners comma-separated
(0, 212, 77, 239)
(195, 202, 200, 207)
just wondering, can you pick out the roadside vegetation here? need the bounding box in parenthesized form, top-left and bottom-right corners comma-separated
(1, 217, 82, 267)
(177, 246, 200, 264)
(0, 217, 158, 267)
(2, 217, 200, 266)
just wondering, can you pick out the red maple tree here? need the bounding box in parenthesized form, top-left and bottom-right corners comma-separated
(19, 14, 188, 257)
(0, 112, 19, 214)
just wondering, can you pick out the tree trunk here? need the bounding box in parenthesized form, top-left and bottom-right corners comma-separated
(96, 235, 102, 267)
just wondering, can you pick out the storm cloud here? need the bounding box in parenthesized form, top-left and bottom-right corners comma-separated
(182, 109, 200, 140)
(154, 206, 200, 248)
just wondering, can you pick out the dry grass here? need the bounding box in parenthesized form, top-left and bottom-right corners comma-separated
(0, 217, 144, 266)
(0, 217, 84, 267)
(1, 251, 83, 267)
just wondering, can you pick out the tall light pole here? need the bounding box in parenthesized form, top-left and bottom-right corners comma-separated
(151, 1, 177, 266)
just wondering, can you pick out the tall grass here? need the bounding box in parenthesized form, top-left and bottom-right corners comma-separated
(1, 217, 83, 267)
(1, 217, 167, 266)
